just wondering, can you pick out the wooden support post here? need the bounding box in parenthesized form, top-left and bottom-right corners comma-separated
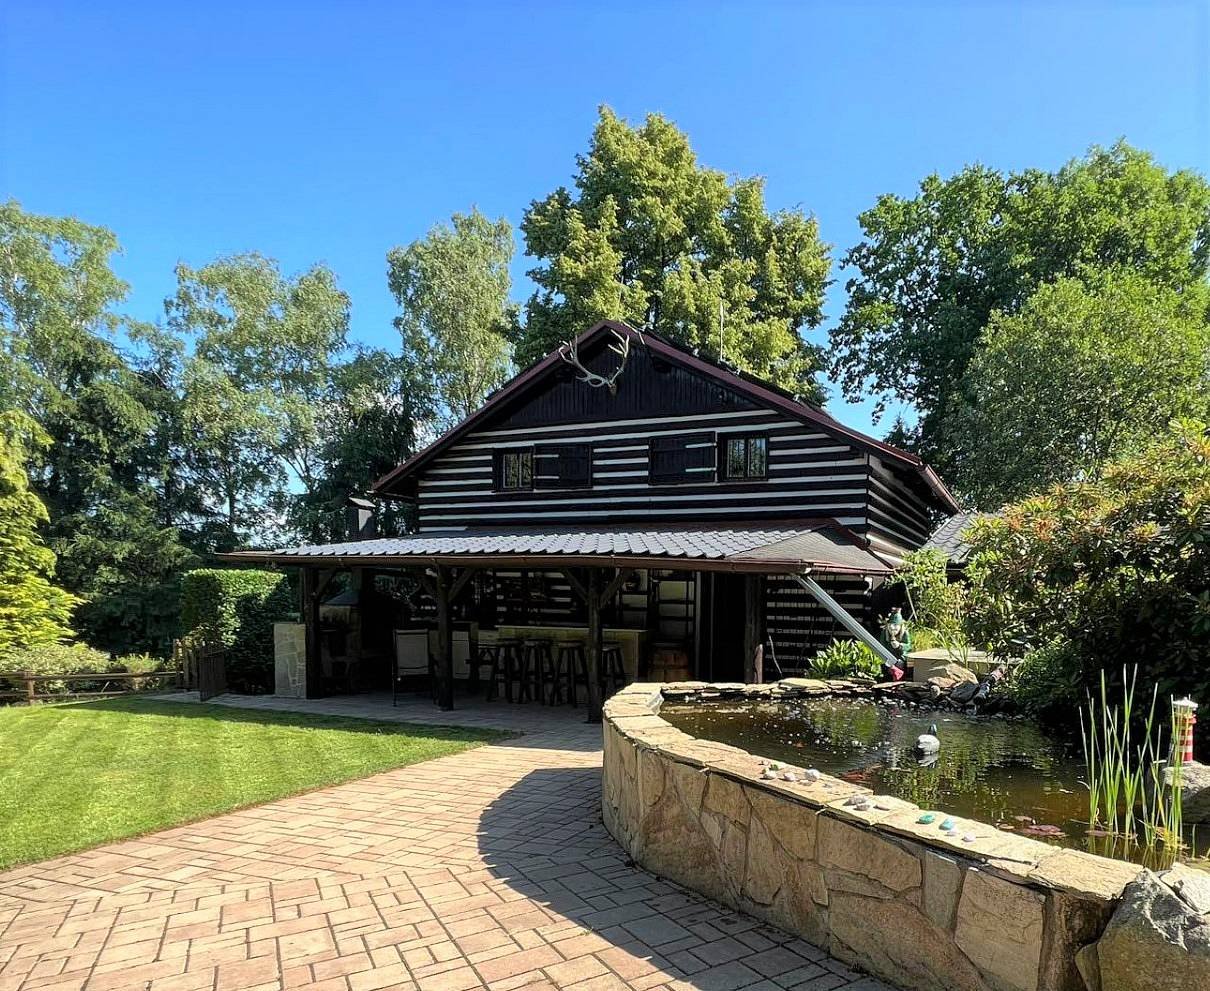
(434, 565, 455, 710)
(743, 574, 765, 685)
(585, 569, 604, 724)
(302, 567, 324, 699)
(348, 569, 364, 672)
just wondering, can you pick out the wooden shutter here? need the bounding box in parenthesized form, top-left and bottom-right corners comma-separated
(534, 443, 592, 489)
(649, 432, 716, 485)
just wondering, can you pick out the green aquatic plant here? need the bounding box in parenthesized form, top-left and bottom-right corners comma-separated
(810, 639, 881, 679)
(1078, 665, 1185, 861)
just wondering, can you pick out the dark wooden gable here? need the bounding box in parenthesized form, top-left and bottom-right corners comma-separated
(488, 337, 761, 430)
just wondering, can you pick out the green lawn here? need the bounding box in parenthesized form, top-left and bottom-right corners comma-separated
(0, 698, 506, 869)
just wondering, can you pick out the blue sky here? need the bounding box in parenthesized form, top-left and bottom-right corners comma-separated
(2, 1, 1206, 434)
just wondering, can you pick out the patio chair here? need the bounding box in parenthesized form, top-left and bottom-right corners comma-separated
(393, 628, 435, 706)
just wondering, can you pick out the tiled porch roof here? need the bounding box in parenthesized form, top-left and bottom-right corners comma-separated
(922, 511, 990, 565)
(220, 522, 893, 575)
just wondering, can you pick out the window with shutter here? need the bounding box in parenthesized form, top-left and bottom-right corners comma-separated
(494, 448, 534, 491)
(648, 432, 716, 485)
(534, 443, 592, 489)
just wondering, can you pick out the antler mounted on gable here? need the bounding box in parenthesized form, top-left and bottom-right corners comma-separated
(557, 327, 641, 395)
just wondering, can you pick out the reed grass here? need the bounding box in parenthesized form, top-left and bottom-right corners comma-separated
(1078, 665, 1186, 860)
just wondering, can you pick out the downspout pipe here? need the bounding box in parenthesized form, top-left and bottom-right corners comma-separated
(791, 572, 900, 668)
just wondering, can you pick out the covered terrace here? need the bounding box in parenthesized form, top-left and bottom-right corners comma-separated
(220, 520, 895, 722)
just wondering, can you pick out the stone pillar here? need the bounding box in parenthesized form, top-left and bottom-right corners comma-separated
(273, 622, 307, 698)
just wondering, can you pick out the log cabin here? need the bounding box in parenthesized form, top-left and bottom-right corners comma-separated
(224, 320, 959, 721)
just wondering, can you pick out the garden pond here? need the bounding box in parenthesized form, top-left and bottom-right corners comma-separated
(661, 695, 1209, 868)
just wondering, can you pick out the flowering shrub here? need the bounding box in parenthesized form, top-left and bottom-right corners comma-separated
(965, 420, 1210, 733)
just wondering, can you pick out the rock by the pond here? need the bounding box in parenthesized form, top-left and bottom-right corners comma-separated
(1095, 869, 1210, 991)
(925, 661, 978, 692)
(1160, 863, 1210, 915)
(950, 679, 981, 704)
(1175, 760, 1210, 824)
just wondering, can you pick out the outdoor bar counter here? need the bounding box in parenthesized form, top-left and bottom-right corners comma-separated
(496, 625, 646, 681)
(393, 624, 648, 685)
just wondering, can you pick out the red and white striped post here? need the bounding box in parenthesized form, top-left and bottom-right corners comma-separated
(1172, 697, 1198, 766)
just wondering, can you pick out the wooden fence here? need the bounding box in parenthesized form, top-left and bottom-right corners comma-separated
(173, 640, 227, 701)
(0, 639, 231, 706)
(0, 668, 184, 705)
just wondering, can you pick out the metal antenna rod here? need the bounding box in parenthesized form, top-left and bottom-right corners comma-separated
(718, 297, 725, 363)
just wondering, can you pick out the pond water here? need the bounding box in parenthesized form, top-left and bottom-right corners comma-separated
(661, 696, 1208, 868)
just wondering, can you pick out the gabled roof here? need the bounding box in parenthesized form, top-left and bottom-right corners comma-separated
(370, 320, 959, 513)
(217, 521, 893, 575)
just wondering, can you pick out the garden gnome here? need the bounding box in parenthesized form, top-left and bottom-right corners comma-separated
(880, 608, 912, 681)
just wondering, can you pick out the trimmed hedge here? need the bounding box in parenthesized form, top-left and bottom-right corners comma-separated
(180, 569, 293, 693)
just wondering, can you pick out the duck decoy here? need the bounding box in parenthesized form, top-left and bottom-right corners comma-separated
(915, 723, 941, 755)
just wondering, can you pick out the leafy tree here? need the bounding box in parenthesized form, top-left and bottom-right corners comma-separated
(939, 273, 1210, 506)
(167, 253, 351, 545)
(0, 412, 77, 656)
(833, 143, 1210, 464)
(515, 107, 830, 398)
(388, 210, 515, 429)
(965, 420, 1210, 729)
(0, 202, 196, 654)
(893, 548, 968, 638)
(290, 348, 425, 541)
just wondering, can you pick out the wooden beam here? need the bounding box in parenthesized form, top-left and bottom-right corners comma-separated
(416, 570, 437, 600)
(599, 568, 634, 607)
(315, 569, 336, 600)
(585, 568, 604, 724)
(560, 568, 588, 605)
(448, 565, 479, 602)
(434, 565, 454, 710)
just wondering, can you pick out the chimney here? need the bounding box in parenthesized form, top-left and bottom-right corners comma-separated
(345, 496, 377, 541)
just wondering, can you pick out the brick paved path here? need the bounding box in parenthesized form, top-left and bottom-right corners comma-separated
(0, 694, 893, 991)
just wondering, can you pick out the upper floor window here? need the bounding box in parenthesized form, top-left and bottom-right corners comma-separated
(534, 443, 592, 489)
(721, 434, 768, 481)
(649, 432, 716, 485)
(494, 448, 534, 491)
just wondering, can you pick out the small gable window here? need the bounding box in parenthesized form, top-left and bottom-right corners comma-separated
(534, 443, 592, 489)
(649, 432, 716, 485)
(721, 434, 769, 481)
(495, 448, 534, 491)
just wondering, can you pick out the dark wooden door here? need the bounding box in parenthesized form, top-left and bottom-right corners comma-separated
(197, 645, 227, 701)
(701, 573, 747, 682)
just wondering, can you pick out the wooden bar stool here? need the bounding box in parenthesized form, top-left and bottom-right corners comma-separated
(520, 638, 553, 703)
(489, 638, 522, 702)
(601, 641, 627, 696)
(553, 640, 587, 707)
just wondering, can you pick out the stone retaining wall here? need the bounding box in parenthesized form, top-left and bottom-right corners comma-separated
(601, 682, 1189, 991)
